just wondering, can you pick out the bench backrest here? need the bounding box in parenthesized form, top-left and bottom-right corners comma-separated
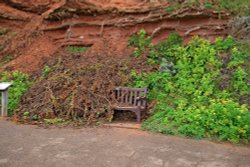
(115, 87, 147, 107)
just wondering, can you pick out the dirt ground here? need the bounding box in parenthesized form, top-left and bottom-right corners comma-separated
(0, 119, 249, 167)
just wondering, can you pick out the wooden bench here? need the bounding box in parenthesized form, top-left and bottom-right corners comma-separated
(113, 87, 147, 122)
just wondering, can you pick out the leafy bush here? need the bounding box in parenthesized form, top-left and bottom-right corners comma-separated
(143, 99, 249, 142)
(131, 35, 250, 143)
(153, 33, 183, 63)
(0, 71, 32, 115)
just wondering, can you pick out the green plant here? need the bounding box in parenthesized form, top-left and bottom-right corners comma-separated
(42, 65, 51, 78)
(154, 33, 183, 62)
(32, 115, 39, 120)
(215, 0, 250, 16)
(204, 1, 213, 9)
(166, 0, 201, 13)
(166, 3, 180, 13)
(128, 29, 153, 57)
(232, 67, 249, 96)
(23, 111, 30, 116)
(202, 0, 250, 16)
(166, 0, 250, 16)
(65, 46, 88, 53)
(129, 32, 183, 64)
(0, 71, 32, 115)
(131, 35, 250, 143)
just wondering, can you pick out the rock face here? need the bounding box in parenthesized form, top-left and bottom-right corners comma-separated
(0, 0, 230, 74)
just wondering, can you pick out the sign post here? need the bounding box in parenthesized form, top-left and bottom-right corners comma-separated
(0, 82, 12, 117)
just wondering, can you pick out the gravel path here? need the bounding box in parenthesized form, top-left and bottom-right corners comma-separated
(0, 119, 249, 167)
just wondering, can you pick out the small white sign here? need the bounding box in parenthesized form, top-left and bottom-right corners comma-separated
(0, 82, 12, 91)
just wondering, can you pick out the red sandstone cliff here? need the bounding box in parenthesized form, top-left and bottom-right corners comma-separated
(0, 0, 230, 74)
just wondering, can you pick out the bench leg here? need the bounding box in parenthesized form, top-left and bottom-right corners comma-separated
(136, 110, 141, 122)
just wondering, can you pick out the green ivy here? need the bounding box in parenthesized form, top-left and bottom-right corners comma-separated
(131, 35, 250, 143)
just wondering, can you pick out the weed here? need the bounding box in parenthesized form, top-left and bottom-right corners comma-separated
(65, 46, 88, 53)
(32, 115, 39, 121)
(23, 111, 30, 116)
(42, 65, 51, 78)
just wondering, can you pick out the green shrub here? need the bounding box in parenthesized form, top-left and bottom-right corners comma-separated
(0, 71, 32, 115)
(143, 99, 249, 142)
(154, 33, 183, 63)
(131, 35, 250, 143)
